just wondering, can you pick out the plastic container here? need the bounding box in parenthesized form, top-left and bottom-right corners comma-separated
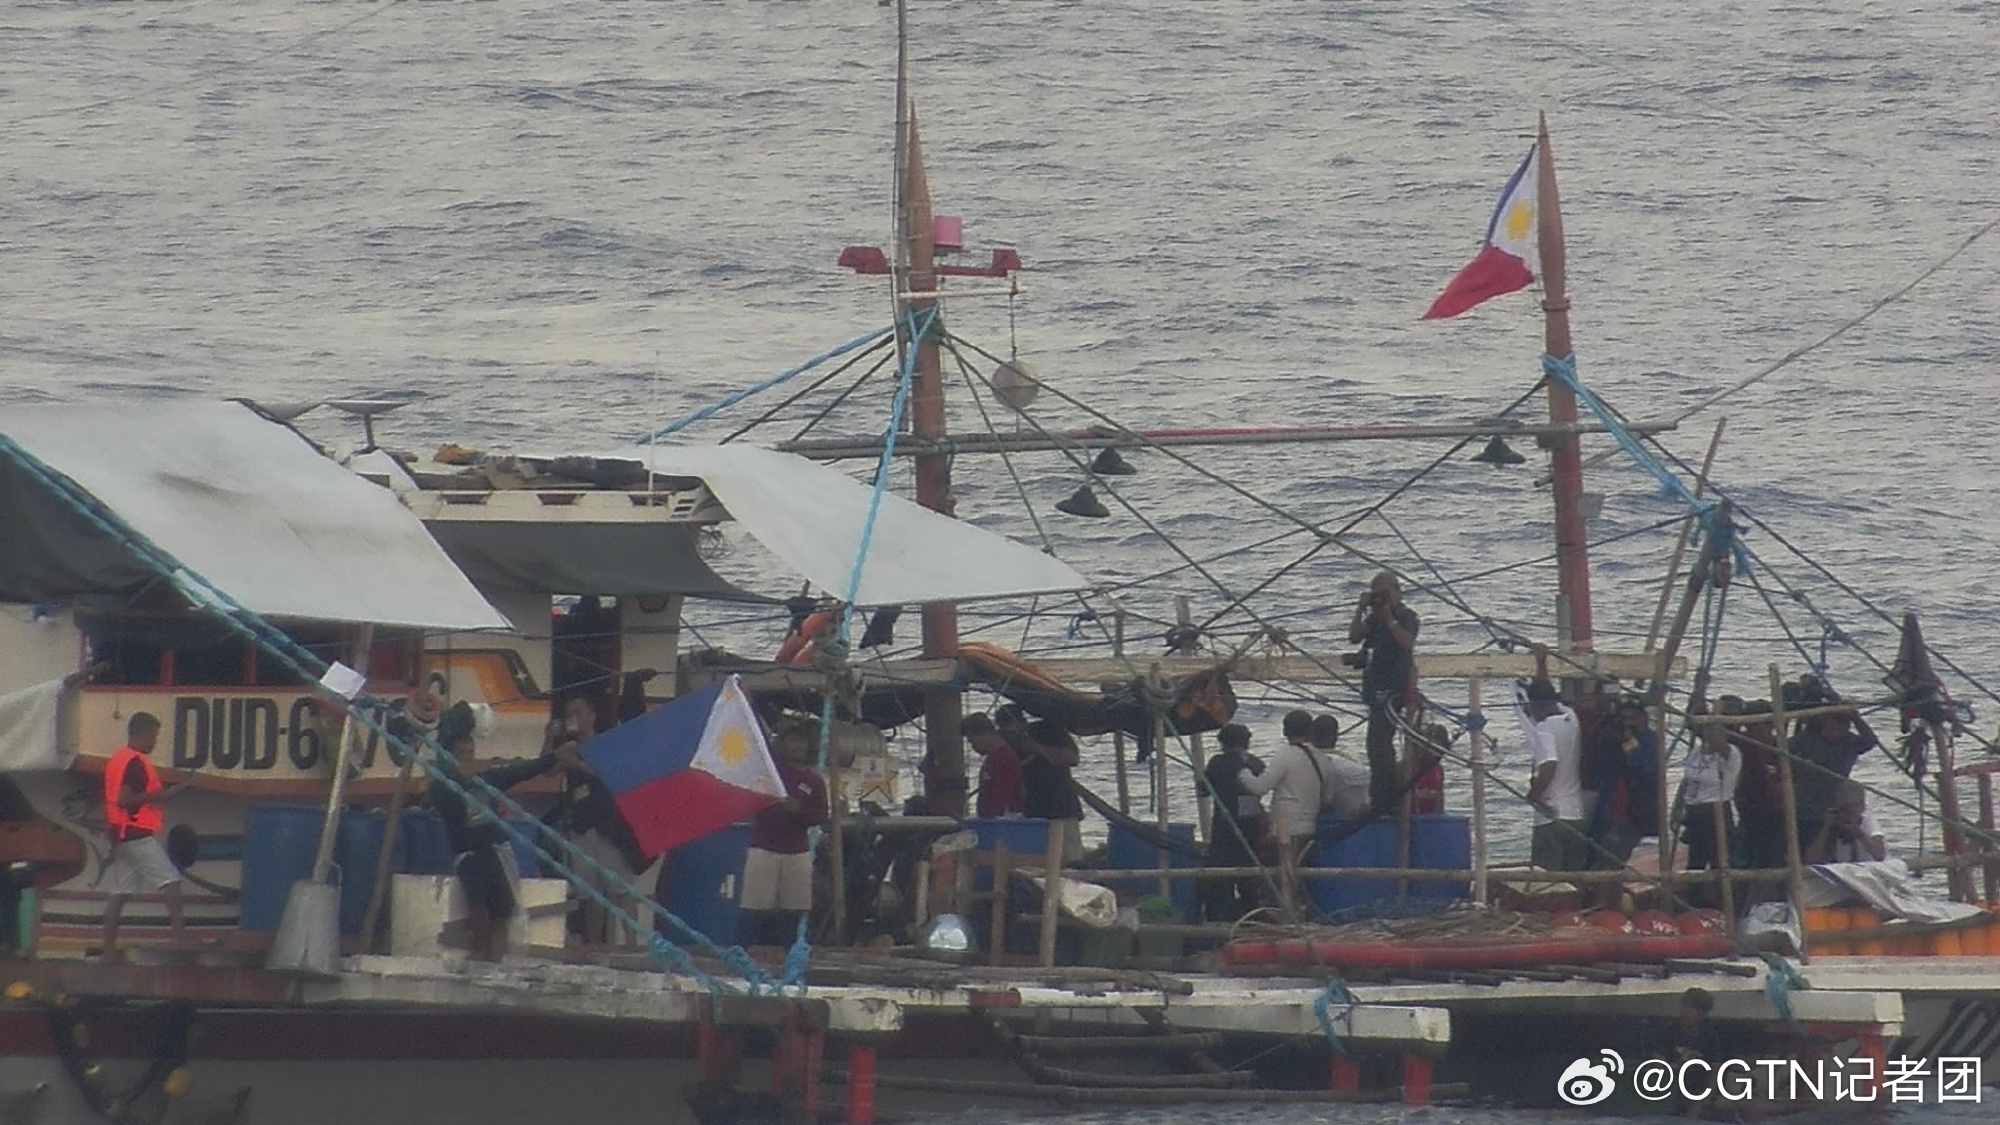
(243, 805, 417, 936)
(1406, 814, 1472, 902)
(965, 818, 1053, 892)
(1308, 816, 1400, 916)
(657, 822, 752, 946)
(240, 804, 333, 933)
(1106, 822, 1197, 924)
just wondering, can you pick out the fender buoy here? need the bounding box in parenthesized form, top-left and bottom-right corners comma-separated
(776, 610, 838, 666)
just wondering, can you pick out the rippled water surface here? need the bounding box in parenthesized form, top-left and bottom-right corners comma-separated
(2, 1, 1997, 1116)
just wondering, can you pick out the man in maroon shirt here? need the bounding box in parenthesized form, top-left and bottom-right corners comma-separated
(739, 726, 829, 947)
(964, 713, 1025, 818)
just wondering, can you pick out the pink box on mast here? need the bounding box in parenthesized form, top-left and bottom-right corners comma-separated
(932, 215, 964, 252)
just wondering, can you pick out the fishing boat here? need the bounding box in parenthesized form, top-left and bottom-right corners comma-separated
(1, 5, 1997, 1122)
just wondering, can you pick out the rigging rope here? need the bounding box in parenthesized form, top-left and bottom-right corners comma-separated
(630, 325, 895, 445)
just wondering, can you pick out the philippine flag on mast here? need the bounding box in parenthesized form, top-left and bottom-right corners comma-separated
(579, 675, 786, 860)
(1422, 144, 1540, 320)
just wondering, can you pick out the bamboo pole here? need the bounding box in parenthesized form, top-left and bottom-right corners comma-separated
(1039, 817, 1062, 968)
(310, 623, 374, 885)
(1932, 722, 1971, 902)
(1175, 597, 1209, 844)
(1151, 664, 1171, 906)
(1711, 777, 1736, 932)
(1644, 418, 1727, 653)
(1113, 610, 1130, 816)
(359, 748, 420, 951)
(1654, 670, 1674, 897)
(987, 842, 1010, 966)
(1769, 664, 1810, 961)
(1469, 677, 1489, 906)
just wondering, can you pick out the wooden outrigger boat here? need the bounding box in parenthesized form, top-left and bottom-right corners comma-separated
(1, 5, 1997, 1122)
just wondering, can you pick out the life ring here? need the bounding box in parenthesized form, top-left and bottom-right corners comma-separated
(776, 610, 839, 666)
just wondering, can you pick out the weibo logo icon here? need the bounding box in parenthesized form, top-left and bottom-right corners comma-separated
(1557, 1049, 1625, 1106)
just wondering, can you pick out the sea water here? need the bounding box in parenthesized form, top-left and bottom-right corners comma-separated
(1, 1, 1996, 1117)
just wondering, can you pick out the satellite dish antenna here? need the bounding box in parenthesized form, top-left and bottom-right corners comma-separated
(326, 400, 409, 453)
(241, 399, 322, 423)
(990, 359, 1040, 412)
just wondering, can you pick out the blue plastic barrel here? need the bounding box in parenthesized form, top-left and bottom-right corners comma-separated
(658, 822, 752, 946)
(1308, 815, 1401, 916)
(1408, 814, 1472, 902)
(1106, 822, 1198, 924)
(965, 818, 1053, 891)
(332, 810, 394, 935)
(240, 804, 327, 932)
(398, 809, 454, 876)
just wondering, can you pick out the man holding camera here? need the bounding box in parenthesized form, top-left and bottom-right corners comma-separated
(1348, 571, 1419, 812)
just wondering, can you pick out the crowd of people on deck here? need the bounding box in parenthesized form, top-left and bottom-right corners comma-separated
(78, 562, 1907, 964)
(1515, 665, 1891, 908)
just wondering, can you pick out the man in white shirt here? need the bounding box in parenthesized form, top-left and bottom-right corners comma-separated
(1241, 711, 1326, 854)
(1679, 720, 1741, 901)
(1519, 678, 1587, 874)
(1240, 711, 1325, 914)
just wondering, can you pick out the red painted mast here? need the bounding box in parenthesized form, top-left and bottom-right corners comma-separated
(1535, 113, 1595, 655)
(899, 110, 966, 814)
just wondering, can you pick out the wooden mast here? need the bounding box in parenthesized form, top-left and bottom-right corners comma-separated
(897, 48, 965, 814)
(1534, 113, 1595, 656)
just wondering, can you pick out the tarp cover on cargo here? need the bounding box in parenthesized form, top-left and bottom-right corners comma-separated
(612, 443, 1094, 605)
(0, 401, 510, 631)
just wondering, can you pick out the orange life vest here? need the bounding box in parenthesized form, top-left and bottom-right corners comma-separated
(104, 746, 164, 840)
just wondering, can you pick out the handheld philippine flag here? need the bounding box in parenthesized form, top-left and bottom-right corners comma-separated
(1422, 144, 1540, 320)
(578, 675, 785, 860)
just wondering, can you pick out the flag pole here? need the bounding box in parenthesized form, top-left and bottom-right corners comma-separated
(1535, 112, 1595, 659)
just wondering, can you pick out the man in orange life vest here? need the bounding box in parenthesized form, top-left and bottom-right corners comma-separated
(101, 712, 183, 961)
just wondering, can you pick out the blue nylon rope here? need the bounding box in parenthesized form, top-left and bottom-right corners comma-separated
(630, 325, 895, 445)
(1540, 353, 1753, 578)
(0, 432, 776, 995)
(783, 304, 939, 988)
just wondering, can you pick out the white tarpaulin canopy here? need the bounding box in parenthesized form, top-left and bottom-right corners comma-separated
(614, 443, 1093, 605)
(1, 401, 511, 631)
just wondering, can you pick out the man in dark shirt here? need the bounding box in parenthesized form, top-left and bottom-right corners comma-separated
(965, 713, 1025, 818)
(1201, 723, 1266, 922)
(546, 696, 647, 947)
(1789, 709, 1876, 847)
(1348, 571, 1419, 812)
(1729, 699, 1788, 882)
(740, 727, 829, 948)
(430, 701, 569, 961)
(1021, 720, 1084, 862)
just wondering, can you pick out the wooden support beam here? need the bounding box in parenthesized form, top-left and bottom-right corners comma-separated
(691, 651, 1685, 696)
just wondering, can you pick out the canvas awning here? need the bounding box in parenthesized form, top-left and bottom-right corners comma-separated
(0, 401, 511, 632)
(423, 521, 766, 601)
(608, 443, 1094, 605)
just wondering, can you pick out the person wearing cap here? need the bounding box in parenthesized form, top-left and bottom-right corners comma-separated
(430, 700, 574, 961)
(1201, 723, 1266, 922)
(1520, 677, 1588, 876)
(1021, 719, 1084, 862)
(964, 713, 1025, 819)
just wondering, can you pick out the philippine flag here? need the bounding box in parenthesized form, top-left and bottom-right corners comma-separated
(578, 675, 785, 860)
(1422, 144, 1540, 320)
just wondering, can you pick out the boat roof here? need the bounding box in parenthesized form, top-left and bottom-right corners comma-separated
(604, 443, 1095, 605)
(0, 401, 511, 632)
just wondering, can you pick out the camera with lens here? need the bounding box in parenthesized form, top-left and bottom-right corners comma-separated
(1342, 652, 1367, 669)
